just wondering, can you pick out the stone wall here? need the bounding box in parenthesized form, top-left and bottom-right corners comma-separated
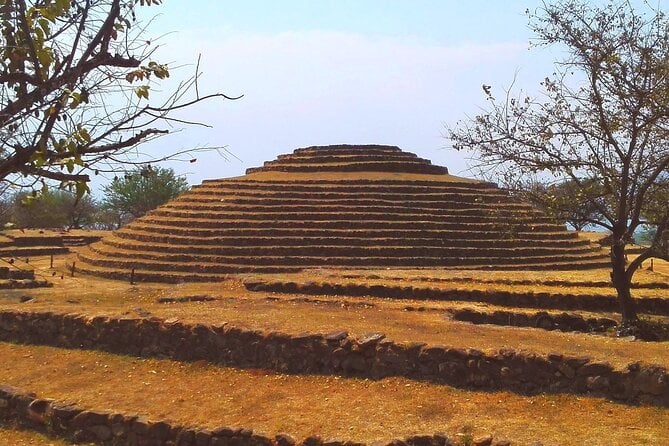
(244, 281, 669, 315)
(0, 267, 35, 280)
(0, 310, 666, 407)
(0, 384, 507, 446)
(445, 308, 618, 333)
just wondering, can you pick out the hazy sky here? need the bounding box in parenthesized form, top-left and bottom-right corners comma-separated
(121, 0, 564, 189)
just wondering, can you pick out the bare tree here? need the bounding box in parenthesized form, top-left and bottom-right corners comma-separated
(449, 1, 669, 329)
(0, 0, 239, 194)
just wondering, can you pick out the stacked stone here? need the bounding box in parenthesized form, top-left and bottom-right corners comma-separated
(1, 311, 666, 406)
(0, 233, 69, 258)
(245, 145, 449, 175)
(0, 384, 511, 446)
(76, 145, 609, 282)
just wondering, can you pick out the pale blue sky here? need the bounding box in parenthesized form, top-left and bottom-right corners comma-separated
(111, 1, 568, 190)
(159, 1, 536, 44)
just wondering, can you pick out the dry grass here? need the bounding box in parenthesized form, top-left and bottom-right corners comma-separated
(1, 254, 668, 369)
(0, 342, 667, 446)
(252, 269, 669, 300)
(1, 228, 109, 239)
(314, 266, 667, 286)
(577, 231, 609, 244)
(630, 255, 669, 277)
(1, 249, 668, 445)
(0, 426, 72, 445)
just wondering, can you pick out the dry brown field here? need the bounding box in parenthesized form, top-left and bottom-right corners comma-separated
(0, 244, 668, 446)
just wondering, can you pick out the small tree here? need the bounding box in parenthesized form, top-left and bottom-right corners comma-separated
(101, 165, 188, 227)
(449, 1, 669, 328)
(0, 0, 238, 194)
(10, 189, 98, 228)
(0, 185, 11, 226)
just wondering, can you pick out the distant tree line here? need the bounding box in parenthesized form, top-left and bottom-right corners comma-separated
(0, 167, 188, 230)
(519, 178, 668, 250)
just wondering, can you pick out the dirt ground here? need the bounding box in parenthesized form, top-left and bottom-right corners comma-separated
(0, 247, 668, 445)
(1, 342, 667, 446)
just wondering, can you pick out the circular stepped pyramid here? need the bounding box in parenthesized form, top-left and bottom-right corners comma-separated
(245, 144, 449, 175)
(77, 145, 610, 282)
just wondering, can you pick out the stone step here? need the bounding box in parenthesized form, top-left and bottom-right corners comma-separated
(0, 263, 36, 280)
(162, 202, 538, 216)
(74, 262, 236, 282)
(264, 155, 436, 168)
(179, 194, 526, 209)
(61, 236, 87, 247)
(150, 207, 554, 224)
(198, 180, 494, 194)
(445, 258, 612, 271)
(78, 144, 613, 281)
(245, 161, 449, 175)
(205, 176, 492, 184)
(203, 176, 494, 186)
(185, 190, 516, 207)
(2, 234, 64, 247)
(272, 153, 421, 164)
(78, 260, 610, 281)
(123, 223, 581, 240)
(138, 215, 567, 231)
(76, 252, 305, 275)
(78, 251, 610, 277)
(0, 246, 69, 257)
(293, 144, 404, 155)
(113, 228, 590, 248)
(99, 235, 597, 258)
(85, 243, 607, 268)
(189, 180, 507, 194)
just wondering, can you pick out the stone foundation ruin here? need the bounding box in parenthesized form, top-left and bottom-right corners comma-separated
(76, 145, 609, 282)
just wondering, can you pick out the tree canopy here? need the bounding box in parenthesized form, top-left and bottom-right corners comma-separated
(101, 165, 188, 227)
(521, 179, 606, 231)
(449, 0, 669, 327)
(9, 188, 97, 228)
(0, 0, 238, 194)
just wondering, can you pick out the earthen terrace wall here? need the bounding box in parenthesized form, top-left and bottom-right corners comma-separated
(1, 384, 514, 446)
(0, 310, 666, 407)
(243, 280, 669, 315)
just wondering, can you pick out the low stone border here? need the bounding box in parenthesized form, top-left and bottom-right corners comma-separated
(0, 384, 510, 446)
(445, 308, 669, 342)
(243, 280, 669, 315)
(0, 267, 36, 280)
(0, 310, 667, 407)
(0, 279, 51, 289)
(157, 295, 217, 304)
(335, 273, 669, 290)
(443, 308, 618, 334)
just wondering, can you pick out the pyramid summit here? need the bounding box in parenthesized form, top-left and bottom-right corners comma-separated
(245, 144, 449, 175)
(76, 145, 609, 282)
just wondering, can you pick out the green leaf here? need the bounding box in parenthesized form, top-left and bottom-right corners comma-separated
(75, 181, 90, 198)
(38, 18, 50, 37)
(34, 27, 45, 44)
(31, 152, 46, 167)
(37, 48, 53, 70)
(134, 85, 150, 100)
(78, 127, 91, 143)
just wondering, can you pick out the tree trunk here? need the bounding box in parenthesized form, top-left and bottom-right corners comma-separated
(610, 239, 638, 325)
